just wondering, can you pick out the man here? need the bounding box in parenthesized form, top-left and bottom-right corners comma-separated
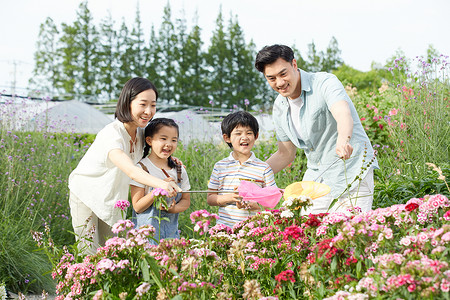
(255, 44, 378, 214)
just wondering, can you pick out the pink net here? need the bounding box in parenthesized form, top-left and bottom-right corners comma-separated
(238, 180, 282, 208)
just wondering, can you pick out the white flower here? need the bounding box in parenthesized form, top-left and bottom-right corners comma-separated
(280, 209, 294, 218)
(194, 224, 200, 232)
(0, 283, 6, 300)
(284, 198, 294, 207)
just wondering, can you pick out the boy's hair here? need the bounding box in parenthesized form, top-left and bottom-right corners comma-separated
(221, 111, 259, 148)
(143, 118, 179, 169)
(115, 77, 158, 123)
(254, 44, 294, 73)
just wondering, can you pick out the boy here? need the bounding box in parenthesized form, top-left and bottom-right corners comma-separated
(207, 111, 277, 228)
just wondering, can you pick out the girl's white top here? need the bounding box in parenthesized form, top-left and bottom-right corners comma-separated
(69, 120, 144, 226)
(130, 157, 190, 193)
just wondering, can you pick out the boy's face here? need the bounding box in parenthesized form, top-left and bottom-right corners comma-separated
(223, 125, 258, 158)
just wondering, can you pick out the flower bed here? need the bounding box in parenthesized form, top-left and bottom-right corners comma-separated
(40, 194, 450, 299)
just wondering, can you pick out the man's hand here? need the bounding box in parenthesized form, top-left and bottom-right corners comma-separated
(336, 135, 353, 160)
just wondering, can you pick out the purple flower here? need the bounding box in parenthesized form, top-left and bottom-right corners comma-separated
(244, 98, 250, 106)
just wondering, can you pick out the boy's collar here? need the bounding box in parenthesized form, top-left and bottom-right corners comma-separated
(227, 151, 256, 163)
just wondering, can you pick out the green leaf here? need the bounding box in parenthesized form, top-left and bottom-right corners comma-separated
(139, 259, 150, 282)
(146, 256, 164, 290)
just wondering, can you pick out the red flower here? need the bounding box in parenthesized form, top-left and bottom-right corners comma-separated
(275, 269, 296, 284)
(282, 225, 304, 240)
(305, 216, 321, 227)
(405, 202, 419, 211)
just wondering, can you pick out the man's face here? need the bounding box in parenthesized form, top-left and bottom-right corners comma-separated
(263, 58, 301, 99)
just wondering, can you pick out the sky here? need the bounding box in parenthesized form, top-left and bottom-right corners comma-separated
(1, 0, 449, 96)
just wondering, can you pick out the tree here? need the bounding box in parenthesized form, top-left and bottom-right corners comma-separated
(97, 12, 117, 101)
(30, 17, 61, 97)
(291, 44, 308, 71)
(306, 40, 322, 72)
(175, 11, 206, 106)
(129, 3, 146, 78)
(321, 36, 343, 72)
(73, 0, 100, 98)
(115, 20, 133, 91)
(205, 7, 230, 108)
(59, 22, 81, 97)
(145, 25, 162, 91)
(227, 15, 260, 108)
(156, 2, 178, 103)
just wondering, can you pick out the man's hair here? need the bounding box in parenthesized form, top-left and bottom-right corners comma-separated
(115, 77, 158, 123)
(254, 44, 294, 73)
(221, 111, 259, 148)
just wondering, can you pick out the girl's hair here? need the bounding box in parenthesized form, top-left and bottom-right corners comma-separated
(115, 77, 158, 123)
(143, 118, 179, 169)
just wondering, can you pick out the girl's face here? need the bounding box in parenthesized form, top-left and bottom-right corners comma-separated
(129, 89, 157, 128)
(146, 126, 179, 160)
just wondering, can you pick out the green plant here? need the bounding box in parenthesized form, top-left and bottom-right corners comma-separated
(382, 55, 449, 175)
(374, 164, 450, 208)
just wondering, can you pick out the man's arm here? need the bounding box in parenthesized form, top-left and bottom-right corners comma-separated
(266, 140, 297, 173)
(330, 100, 353, 160)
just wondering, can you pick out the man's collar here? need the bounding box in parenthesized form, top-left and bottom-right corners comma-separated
(299, 69, 312, 93)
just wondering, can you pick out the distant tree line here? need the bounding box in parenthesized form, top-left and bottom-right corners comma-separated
(31, 1, 350, 108)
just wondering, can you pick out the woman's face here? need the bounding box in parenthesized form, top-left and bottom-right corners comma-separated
(129, 89, 157, 128)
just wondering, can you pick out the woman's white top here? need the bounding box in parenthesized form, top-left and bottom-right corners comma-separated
(69, 120, 144, 226)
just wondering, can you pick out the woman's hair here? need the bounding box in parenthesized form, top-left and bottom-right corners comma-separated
(115, 77, 158, 123)
(143, 118, 179, 169)
(254, 44, 294, 73)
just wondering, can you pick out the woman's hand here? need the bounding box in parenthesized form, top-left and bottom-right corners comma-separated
(162, 180, 181, 197)
(171, 156, 184, 167)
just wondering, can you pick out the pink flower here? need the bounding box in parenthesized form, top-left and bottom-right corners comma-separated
(441, 279, 450, 292)
(443, 210, 450, 221)
(114, 199, 130, 211)
(152, 188, 169, 197)
(389, 108, 398, 116)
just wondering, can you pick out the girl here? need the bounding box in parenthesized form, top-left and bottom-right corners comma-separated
(130, 118, 191, 244)
(69, 78, 181, 254)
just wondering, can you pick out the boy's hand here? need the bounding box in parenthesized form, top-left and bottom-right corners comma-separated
(237, 200, 260, 210)
(219, 193, 241, 206)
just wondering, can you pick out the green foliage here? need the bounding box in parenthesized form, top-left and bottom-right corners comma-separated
(381, 54, 450, 175)
(374, 166, 450, 208)
(0, 130, 86, 293)
(351, 86, 394, 147)
(333, 64, 385, 92)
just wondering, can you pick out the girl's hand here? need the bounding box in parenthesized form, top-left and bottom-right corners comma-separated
(162, 200, 176, 212)
(166, 201, 177, 213)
